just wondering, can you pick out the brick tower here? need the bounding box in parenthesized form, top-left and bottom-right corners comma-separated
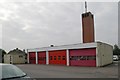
(82, 2, 95, 43)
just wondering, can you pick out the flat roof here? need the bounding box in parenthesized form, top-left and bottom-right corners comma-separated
(27, 41, 112, 52)
(27, 42, 101, 52)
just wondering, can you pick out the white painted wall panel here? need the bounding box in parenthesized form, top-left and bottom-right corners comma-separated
(97, 42, 113, 67)
(46, 51, 49, 65)
(4, 55, 10, 64)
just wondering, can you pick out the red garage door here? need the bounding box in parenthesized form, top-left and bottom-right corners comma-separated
(29, 52, 36, 64)
(49, 50, 66, 65)
(69, 48, 96, 67)
(38, 51, 46, 64)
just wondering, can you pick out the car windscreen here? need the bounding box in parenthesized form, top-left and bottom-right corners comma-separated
(2, 64, 26, 79)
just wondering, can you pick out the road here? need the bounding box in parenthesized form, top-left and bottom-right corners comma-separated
(16, 61, 118, 78)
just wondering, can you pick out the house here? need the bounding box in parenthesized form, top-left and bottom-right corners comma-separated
(4, 48, 27, 64)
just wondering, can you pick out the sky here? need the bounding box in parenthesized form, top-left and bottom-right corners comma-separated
(0, 1, 118, 52)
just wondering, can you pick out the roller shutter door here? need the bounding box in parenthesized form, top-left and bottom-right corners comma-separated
(49, 50, 66, 65)
(69, 48, 96, 67)
(38, 52, 46, 64)
(29, 52, 36, 64)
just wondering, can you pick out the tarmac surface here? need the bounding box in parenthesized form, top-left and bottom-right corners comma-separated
(16, 61, 119, 78)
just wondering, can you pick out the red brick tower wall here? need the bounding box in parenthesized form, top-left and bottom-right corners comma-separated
(82, 12, 95, 43)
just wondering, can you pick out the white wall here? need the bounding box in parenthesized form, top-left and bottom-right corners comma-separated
(96, 42, 113, 67)
(4, 54, 26, 64)
(12, 54, 26, 64)
(4, 54, 10, 64)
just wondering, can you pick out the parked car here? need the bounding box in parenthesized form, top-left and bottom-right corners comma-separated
(1, 63, 30, 80)
(113, 55, 119, 61)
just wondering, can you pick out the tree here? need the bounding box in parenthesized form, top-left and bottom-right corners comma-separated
(0, 49, 7, 63)
(113, 44, 120, 56)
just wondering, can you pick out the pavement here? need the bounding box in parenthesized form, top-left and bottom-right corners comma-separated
(16, 61, 118, 78)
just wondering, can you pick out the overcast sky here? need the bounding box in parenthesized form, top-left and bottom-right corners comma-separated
(0, 1, 118, 52)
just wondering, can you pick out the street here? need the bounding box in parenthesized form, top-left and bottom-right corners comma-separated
(16, 61, 118, 78)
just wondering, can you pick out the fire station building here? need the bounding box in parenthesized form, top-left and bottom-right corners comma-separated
(27, 42, 113, 67)
(27, 7, 113, 67)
